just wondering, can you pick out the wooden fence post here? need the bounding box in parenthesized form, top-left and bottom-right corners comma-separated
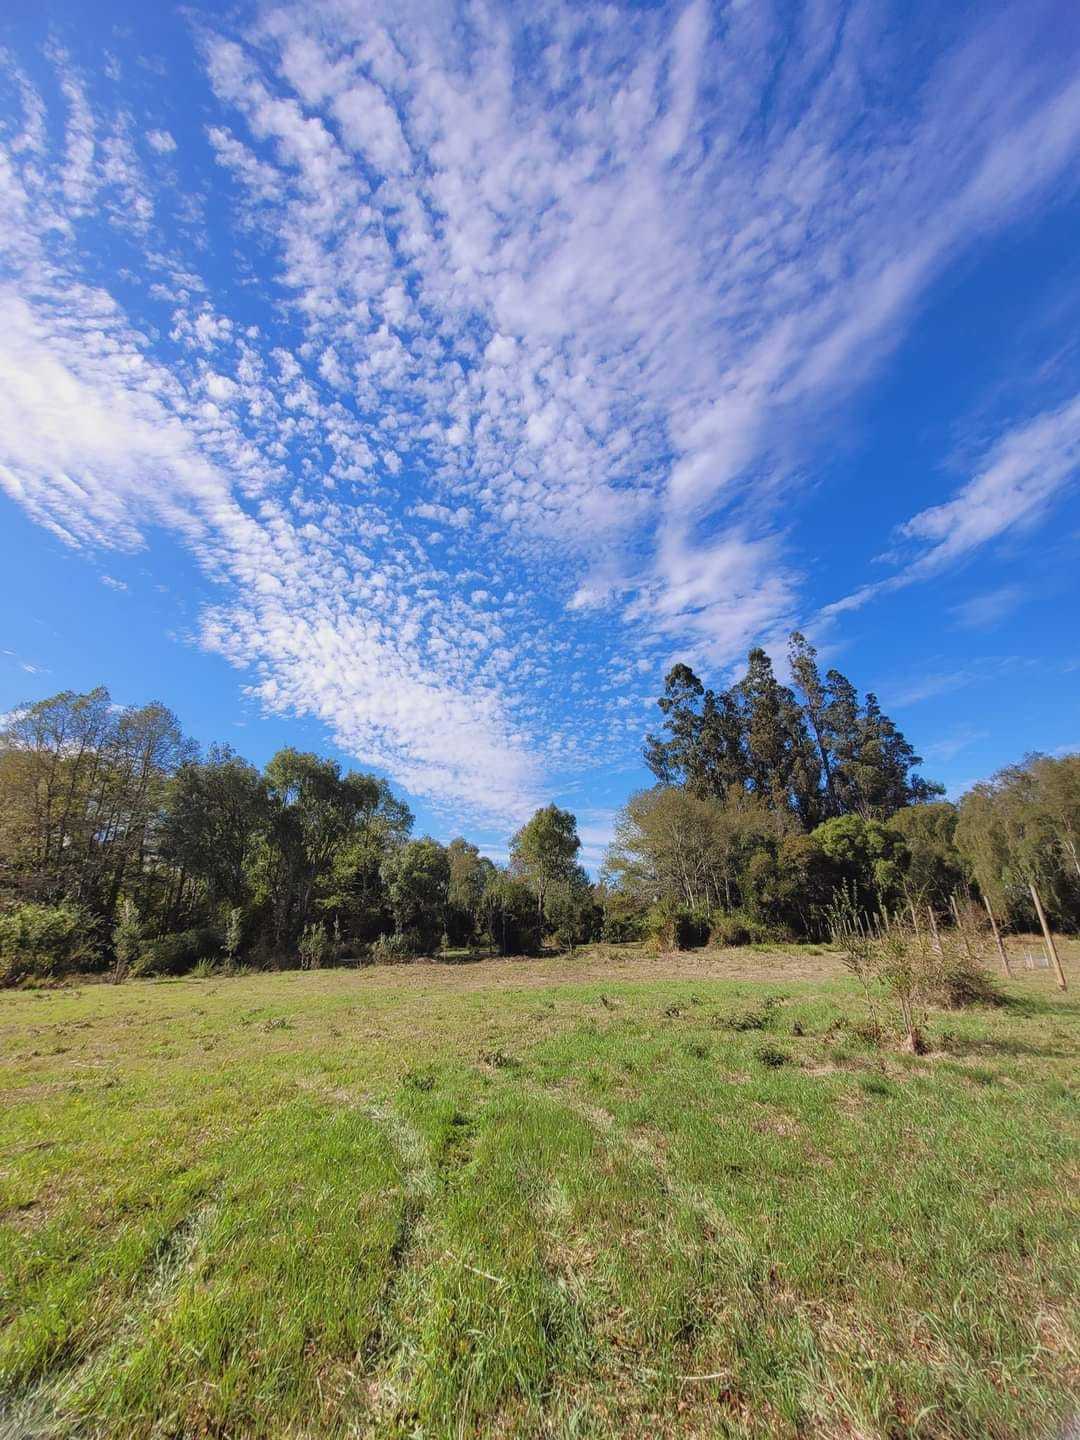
(1029, 881, 1067, 990)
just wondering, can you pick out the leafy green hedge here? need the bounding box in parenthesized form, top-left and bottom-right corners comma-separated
(0, 901, 102, 985)
(132, 926, 221, 977)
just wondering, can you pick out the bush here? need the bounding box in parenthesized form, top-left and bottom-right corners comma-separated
(546, 890, 603, 953)
(370, 931, 423, 963)
(298, 921, 332, 970)
(223, 906, 244, 964)
(0, 901, 102, 985)
(932, 952, 1004, 1009)
(644, 903, 710, 953)
(479, 876, 542, 956)
(131, 926, 221, 977)
(111, 896, 142, 982)
(600, 892, 649, 943)
(708, 910, 776, 948)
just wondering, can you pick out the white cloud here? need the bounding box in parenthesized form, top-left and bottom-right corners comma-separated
(821, 394, 1080, 621)
(951, 586, 1026, 630)
(2, 2, 1080, 820)
(0, 280, 539, 820)
(922, 727, 990, 765)
(900, 396, 1080, 574)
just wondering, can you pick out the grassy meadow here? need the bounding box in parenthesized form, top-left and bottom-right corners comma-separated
(1, 941, 1078, 1439)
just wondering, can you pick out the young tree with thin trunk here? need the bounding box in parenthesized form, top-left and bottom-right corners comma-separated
(510, 805, 581, 929)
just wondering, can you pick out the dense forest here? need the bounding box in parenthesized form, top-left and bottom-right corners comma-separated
(1, 631, 1077, 983)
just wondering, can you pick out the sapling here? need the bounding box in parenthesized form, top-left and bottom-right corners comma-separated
(111, 897, 142, 983)
(224, 906, 244, 966)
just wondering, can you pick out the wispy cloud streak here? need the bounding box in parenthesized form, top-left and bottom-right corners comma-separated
(0, 2, 1078, 818)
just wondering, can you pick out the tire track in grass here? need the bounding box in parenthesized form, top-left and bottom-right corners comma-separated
(288, 1078, 442, 1422)
(517, 1074, 770, 1419)
(358, 1097, 436, 1368)
(0, 1188, 220, 1440)
(526, 1077, 749, 1250)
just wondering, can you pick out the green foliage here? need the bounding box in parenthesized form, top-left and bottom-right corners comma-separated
(829, 890, 1002, 1053)
(607, 783, 790, 915)
(261, 749, 407, 949)
(0, 688, 194, 934)
(888, 801, 965, 908)
(161, 747, 268, 908)
(740, 833, 835, 937)
(510, 805, 581, 920)
(131, 927, 221, 978)
(957, 753, 1080, 929)
(223, 906, 244, 963)
(479, 874, 542, 956)
(643, 901, 709, 952)
(380, 838, 450, 951)
(0, 900, 102, 985)
(545, 884, 603, 953)
(297, 921, 332, 970)
(111, 896, 142, 982)
(708, 909, 775, 948)
(445, 837, 496, 945)
(597, 886, 649, 943)
(369, 930, 423, 963)
(646, 633, 941, 822)
(810, 813, 909, 914)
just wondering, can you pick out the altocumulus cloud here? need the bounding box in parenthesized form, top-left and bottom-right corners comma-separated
(1, 0, 1080, 820)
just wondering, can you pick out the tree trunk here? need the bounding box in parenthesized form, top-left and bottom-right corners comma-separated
(925, 906, 942, 955)
(982, 895, 1011, 978)
(1029, 881, 1067, 990)
(949, 892, 975, 960)
(908, 899, 921, 938)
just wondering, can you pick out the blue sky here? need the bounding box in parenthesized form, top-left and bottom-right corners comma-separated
(1, 0, 1079, 871)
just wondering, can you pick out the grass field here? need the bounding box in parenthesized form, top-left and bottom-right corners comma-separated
(1, 941, 1077, 1439)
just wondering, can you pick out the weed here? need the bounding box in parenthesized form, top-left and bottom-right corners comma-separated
(755, 1043, 792, 1068)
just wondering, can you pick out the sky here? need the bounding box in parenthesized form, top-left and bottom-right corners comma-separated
(1, 0, 1079, 872)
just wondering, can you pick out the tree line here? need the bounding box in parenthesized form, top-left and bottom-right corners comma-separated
(608, 633, 1080, 951)
(0, 686, 592, 983)
(1, 637, 1077, 983)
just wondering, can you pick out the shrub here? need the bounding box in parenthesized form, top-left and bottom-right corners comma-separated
(600, 894, 648, 943)
(370, 931, 423, 963)
(546, 890, 603, 953)
(644, 903, 709, 953)
(223, 906, 244, 964)
(932, 951, 1004, 1009)
(0, 901, 102, 985)
(131, 926, 221, 978)
(828, 887, 1002, 1053)
(111, 896, 142, 982)
(479, 875, 542, 956)
(298, 921, 332, 970)
(708, 910, 776, 948)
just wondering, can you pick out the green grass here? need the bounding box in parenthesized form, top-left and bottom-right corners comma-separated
(1, 944, 1077, 1438)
